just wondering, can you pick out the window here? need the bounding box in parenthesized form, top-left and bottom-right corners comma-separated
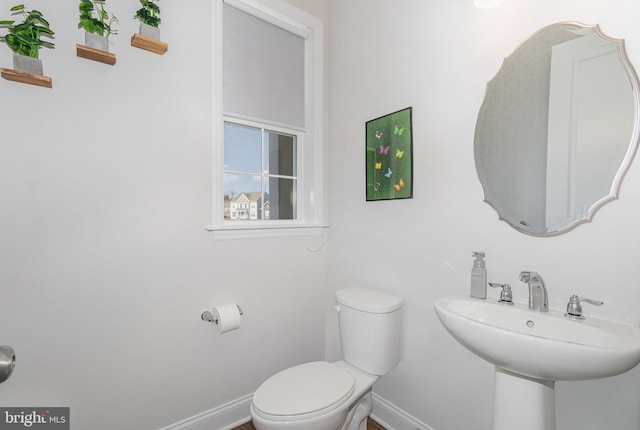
(210, 0, 324, 238)
(224, 120, 299, 221)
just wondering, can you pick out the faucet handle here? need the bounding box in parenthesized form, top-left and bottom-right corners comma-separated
(489, 283, 513, 305)
(565, 295, 603, 320)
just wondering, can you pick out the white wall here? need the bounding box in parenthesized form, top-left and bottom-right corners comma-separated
(327, 1, 640, 430)
(0, 1, 329, 429)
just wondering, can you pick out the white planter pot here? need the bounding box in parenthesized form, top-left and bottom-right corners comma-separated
(140, 22, 160, 40)
(12, 53, 43, 75)
(85, 31, 109, 52)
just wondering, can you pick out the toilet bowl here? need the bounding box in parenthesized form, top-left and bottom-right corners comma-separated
(250, 287, 404, 430)
(250, 361, 377, 430)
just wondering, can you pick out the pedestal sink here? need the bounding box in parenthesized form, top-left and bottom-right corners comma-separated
(434, 295, 640, 430)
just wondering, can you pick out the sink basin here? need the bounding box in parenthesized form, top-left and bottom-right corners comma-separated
(434, 295, 640, 381)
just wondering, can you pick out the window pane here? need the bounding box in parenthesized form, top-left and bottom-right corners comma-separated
(224, 123, 261, 173)
(264, 130, 297, 177)
(224, 173, 264, 220)
(265, 177, 296, 220)
(223, 121, 299, 222)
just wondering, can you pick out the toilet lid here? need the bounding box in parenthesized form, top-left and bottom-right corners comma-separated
(252, 361, 355, 417)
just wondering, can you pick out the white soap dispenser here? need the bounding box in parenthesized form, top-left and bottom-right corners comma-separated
(470, 251, 487, 299)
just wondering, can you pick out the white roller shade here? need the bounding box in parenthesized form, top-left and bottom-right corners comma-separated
(223, 3, 306, 130)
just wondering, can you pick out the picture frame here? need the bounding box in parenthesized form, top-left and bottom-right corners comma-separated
(365, 107, 413, 201)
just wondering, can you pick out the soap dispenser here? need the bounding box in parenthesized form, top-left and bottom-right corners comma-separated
(470, 251, 487, 299)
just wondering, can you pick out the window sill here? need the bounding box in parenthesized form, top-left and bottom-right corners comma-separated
(205, 224, 329, 240)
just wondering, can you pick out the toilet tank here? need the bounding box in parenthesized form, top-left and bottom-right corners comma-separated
(335, 287, 404, 375)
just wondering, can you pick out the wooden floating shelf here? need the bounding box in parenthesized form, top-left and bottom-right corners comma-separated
(76, 44, 116, 65)
(131, 33, 168, 55)
(1, 68, 52, 88)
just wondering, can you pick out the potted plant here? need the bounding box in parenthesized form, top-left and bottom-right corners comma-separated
(131, 0, 166, 55)
(78, 0, 118, 52)
(134, 0, 161, 40)
(0, 4, 54, 75)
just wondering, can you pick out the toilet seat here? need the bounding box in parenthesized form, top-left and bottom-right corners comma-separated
(252, 361, 355, 421)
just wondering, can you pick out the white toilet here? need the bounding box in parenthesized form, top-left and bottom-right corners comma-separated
(250, 287, 404, 430)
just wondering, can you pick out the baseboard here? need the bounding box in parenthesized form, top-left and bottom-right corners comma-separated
(371, 393, 434, 430)
(158, 391, 433, 430)
(158, 393, 253, 430)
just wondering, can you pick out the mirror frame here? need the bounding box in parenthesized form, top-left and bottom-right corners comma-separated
(475, 22, 640, 236)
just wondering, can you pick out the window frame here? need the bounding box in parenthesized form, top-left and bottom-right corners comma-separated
(209, 0, 325, 239)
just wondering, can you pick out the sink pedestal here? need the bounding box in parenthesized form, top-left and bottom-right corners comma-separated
(493, 368, 555, 430)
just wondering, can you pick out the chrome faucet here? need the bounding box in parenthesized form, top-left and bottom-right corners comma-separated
(519, 271, 548, 312)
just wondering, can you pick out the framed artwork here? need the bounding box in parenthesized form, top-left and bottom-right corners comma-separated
(365, 107, 413, 201)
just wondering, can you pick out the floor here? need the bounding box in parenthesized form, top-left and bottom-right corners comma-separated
(232, 417, 386, 430)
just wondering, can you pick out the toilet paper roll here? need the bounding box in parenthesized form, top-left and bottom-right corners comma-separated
(212, 303, 242, 334)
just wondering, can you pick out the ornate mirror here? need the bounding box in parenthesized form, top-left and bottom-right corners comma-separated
(475, 22, 640, 236)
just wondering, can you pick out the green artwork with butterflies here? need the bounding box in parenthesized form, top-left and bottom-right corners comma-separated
(365, 107, 413, 201)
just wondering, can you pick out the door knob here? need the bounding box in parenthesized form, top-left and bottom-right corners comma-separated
(0, 345, 15, 384)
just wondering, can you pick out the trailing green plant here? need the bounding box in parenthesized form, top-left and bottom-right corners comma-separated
(135, 0, 161, 28)
(78, 0, 118, 38)
(0, 4, 54, 59)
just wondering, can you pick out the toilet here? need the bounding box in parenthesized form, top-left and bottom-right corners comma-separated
(250, 287, 404, 430)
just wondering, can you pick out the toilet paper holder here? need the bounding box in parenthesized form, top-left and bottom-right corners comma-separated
(201, 305, 244, 325)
